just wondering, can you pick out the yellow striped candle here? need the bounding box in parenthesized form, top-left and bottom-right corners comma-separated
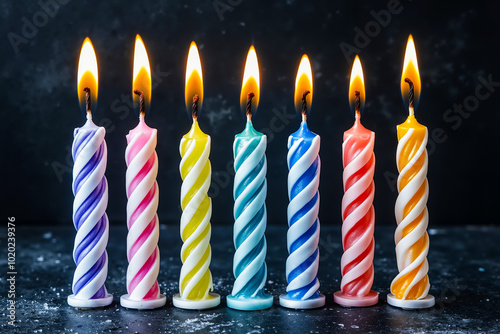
(172, 42, 220, 310)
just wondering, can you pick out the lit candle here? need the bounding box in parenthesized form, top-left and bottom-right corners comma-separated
(387, 35, 435, 309)
(173, 42, 220, 310)
(334, 55, 378, 307)
(68, 37, 113, 308)
(279, 55, 325, 309)
(227, 46, 273, 311)
(120, 35, 166, 310)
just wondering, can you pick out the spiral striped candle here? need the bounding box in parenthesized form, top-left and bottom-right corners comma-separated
(67, 113, 113, 308)
(388, 36, 434, 309)
(333, 112, 378, 307)
(279, 121, 325, 309)
(387, 109, 435, 309)
(227, 119, 273, 311)
(120, 113, 166, 310)
(173, 118, 220, 310)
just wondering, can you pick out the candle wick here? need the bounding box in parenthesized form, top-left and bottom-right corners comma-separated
(354, 90, 361, 115)
(301, 90, 310, 122)
(192, 94, 199, 120)
(133, 89, 146, 116)
(404, 78, 414, 109)
(246, 92, 255, 119)
(83, 87, 91, 116)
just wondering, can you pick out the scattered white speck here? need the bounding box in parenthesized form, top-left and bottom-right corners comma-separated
(43, 303, 58, 310)
(43, 232, 52, 239)
(338, 324, 344, 328)
(37, 256, 44, 262)
(478, 268, 485, 272)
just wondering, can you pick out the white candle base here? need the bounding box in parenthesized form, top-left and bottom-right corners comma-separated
(172, 293, 220, 310)
(120, 294, 166, 310)
(226, 293, 273, 311)
(333, 290, 379, 307)
(279, 294, 325, 309)
(67, 293, 113, 308)
(387, 293, 435, 309)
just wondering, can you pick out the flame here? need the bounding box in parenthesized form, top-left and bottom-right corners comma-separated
(240, 46, 260, 114)
(185, 41, 204, 113)
(77, 37, 98, 112)
(294, 54, 313, 114)
(401, 35, 421, 108)
(348, 55, 365, 114)
(132, 34, 152, 113)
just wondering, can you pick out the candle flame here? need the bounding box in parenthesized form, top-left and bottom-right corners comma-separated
(132, 34, 152, 113)
(348, 55, 365, 114)
(77, 37, 98, 112)
(185, 41, 203, 113)
(294, 54, 313, 115)
(240, 46, 260, 115)
(401, 35, 421, 109)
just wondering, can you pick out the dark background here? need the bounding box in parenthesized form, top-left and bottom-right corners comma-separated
(1, 0, 499, 227)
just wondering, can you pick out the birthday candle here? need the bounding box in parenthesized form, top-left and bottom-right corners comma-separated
(280, 55, 325, 309)
(227, 46, 273, 311)
(67, 38, 113, 308)
(334, 56, 378, 307)
(387, 35, 435, 309)
(120, 35, 166, 310)
(173, 42, 220, 310)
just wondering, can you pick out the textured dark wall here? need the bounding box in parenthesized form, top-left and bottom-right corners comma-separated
(1, 0, 499, 226)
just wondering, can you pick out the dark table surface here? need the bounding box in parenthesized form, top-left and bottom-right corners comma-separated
(1, 224, 498, 333)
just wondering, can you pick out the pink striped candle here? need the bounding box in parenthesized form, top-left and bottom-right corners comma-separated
(120, 35, 166, 310)
(120, 112, 166, 310)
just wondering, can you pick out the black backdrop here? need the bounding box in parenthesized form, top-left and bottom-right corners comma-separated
(1, 0, 499, 226)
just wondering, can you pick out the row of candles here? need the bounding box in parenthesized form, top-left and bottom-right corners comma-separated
(67, 34, 434, 311)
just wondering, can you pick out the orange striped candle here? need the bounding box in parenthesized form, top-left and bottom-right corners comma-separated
(387, 35, 435, 309)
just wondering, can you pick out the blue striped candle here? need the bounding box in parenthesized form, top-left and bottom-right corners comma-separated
(67, 113, 113, 308)
(227, 119, 273, 311)
(227, 46, 272, 311)
(280, 55, 325, 309)
(68, 39, 112, 308)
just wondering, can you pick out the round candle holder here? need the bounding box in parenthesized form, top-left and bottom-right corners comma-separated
(333, 290, 379, 307)
(68, 293, 113, 309)
(120, 294, 166, 310)
(227, 293, 273, 311)
(279, 293, 325, 310)
(172, 293, 220, 310)
(387, 293, 435, 310)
